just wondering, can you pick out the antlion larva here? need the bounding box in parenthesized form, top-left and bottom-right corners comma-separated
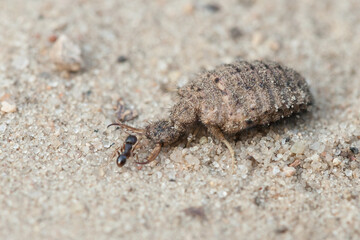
(108, 60, 313, 170)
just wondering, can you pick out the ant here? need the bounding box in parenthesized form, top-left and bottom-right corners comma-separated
(113, 134, 138, 167)
(108, 121, 175, 167)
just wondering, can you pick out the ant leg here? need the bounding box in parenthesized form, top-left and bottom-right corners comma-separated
(132, 137, 141, 153)
(112, 143, 124, 159)
(112, 150, 121, 159)
(121, 143, 125, 153)
(207, 126, 236, 173)
(107, 122, 145, 134)
(135, 143, 162, 165)
(186, 127, 200, 148)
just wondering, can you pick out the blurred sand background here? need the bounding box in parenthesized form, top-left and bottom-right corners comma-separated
(1, 0, 360, 239)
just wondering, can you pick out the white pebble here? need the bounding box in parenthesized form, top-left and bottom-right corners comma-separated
(102, 140, 112, 149)
(345, 169, 353, 177)
(169, 149, 182, 162)
(290, 141, 306, 154)
(310, 142, 325, 153)
(218, 191, 228, 198)
(333, 158, 341, 166)
(237, 164, 248, 179)
(50, 35, 83, 72)
(167, 172, 176, 181)
(283, 166, 296, 177)
(185, 154, 200, 166)
(156, 171, 163, 179)
(1, 101, 17, 113)
(11, 56, 29, 70)
(123, 172, 131, 179)
(0, 123, 6, 133)
(272, 166, 280, 175)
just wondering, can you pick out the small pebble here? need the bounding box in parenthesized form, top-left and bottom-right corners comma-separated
(1, 101, 17, 113)
(183, 3, 195, 14)
(204, 3, 221, 12)
(0, 123, 6, 133)
(272, 166, 280, 175)
(199, 136, 208, 145)
(350, 147, 359, 155)
(229, 27, 243, 40)
(251, 32, 264, 47)
(49, 34, 83, 72)
(185, 154, 200, 166)
(169, 71, 181, 82)
(267, 39, 280, 51)
(345, 169, 353, 177)
(170, 149, 182, 162)
(168, 172, 176, 181)
(155, 171, 163, 179)
(123, 172, 131, 179)
(237, 164, 248, 179)
(98, 168, 105, 177)
(48, 35, 58, 43)
(290, 141, 306, 154)
(310, 142, 325, 153)
(213, 162, 220, 168)
(11, 56, 29, 70)
(117, 55, 128, 63)
(283, 166, 296, 177)
(102, 140, 112, 149)
(183, 206, 206, 220)
(333, 158, 341, 166)
(218, 191, 228, 198)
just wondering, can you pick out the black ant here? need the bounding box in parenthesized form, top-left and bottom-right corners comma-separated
(107, 121, 174, 167)
(114, 134, 138, 167)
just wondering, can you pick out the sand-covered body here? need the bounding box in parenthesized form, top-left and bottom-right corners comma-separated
(171, 60, 312, 135)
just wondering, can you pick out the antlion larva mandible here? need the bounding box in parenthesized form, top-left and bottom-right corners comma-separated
(108, 60, 313, 170)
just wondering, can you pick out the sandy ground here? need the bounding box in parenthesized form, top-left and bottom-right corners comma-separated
(1, 0, 360, 239)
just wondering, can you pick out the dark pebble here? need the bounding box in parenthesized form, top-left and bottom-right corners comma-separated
(350, 147, 359, 154)
(117, 56, 128, 63)
(204, 3, 221, 12)
(229, 27, 243, 40)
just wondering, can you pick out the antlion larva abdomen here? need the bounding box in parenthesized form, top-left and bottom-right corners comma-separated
(186, 60, 312, 134)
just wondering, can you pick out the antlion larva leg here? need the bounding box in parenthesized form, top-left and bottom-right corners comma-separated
(135, 143, 163, 165)
(186, 127, 201, 148)
(107, 122, 146, 134)
(207, 126, 236, 173)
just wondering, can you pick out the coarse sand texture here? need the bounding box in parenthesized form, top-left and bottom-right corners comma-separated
(1, 1, 360, 240)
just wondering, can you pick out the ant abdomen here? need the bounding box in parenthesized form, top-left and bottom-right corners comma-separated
(117, 154, 127, 167)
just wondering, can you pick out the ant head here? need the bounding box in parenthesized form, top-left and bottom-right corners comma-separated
(117, 154, 127, 167)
